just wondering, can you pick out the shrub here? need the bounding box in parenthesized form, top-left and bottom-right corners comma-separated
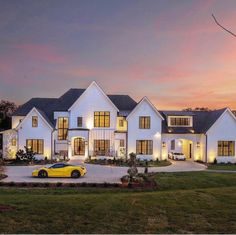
(213, 158, 217, 164)
(56, 182, 62, 187)
(15, 146, 36, 163)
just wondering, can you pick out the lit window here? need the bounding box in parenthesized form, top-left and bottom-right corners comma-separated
(119, 119, 124, 127)
(11, 138, 16, 146)
(120, 139, 125, 147)
(58, 117, 69, 140)
(136, 140, 153, 155)
(32, 116, 38, 127)
(77, 117, 83, 127)
(169, 117, 191, 126)
(94, 112, 110, 127)
(218, 141, 235, 156)
(94, 140, 110, 155)
(139, 116, 150, 129)
(26, 139, 44, 154)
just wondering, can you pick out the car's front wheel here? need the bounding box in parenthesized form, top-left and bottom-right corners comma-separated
(71, 170, 81, 178)
(38, 170, 48, 178)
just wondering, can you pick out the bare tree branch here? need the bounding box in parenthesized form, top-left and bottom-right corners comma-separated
(212, 13, 236, 37)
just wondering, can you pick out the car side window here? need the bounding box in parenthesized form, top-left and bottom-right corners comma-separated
(51, 164, 65, 169)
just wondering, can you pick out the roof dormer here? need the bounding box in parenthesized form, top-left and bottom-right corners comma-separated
(167, 116, 193, 127)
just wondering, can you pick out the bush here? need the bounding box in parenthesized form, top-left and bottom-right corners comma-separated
(213, 158, 217, 164)
(15, 146, 36, 163)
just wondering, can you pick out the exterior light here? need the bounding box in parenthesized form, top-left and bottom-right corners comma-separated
(168, 129, 172, 133)
(162, 142, 166, 148)
(178, 140, 182, 147)
(196, 142, 200, 148)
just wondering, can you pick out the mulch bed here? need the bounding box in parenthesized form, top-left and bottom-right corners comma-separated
(0, 181, 157, 189)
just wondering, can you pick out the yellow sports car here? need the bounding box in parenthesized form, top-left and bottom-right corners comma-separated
(32, 163, 87, 178)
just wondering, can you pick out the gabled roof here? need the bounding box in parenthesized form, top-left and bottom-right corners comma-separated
(15, 107, 54, 130)
(13, 87, 137, 127)
(160, 108, 227, 134)
(127, 96, 164, 120)
(68, 82, 119, 112)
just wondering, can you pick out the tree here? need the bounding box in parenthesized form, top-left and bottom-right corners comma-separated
(212, 14, 236, 38)
(0, 100, 18, 130)
(183, 107, 211, 111)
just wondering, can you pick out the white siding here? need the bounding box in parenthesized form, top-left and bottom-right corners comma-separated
(207, 110, 236, 163)
(12, 116, 25, 129)
(18, 109, 52, 159)
(69, 83, 118, 130)
(127, 99, 162, 160)
(162, 133, 205, 161)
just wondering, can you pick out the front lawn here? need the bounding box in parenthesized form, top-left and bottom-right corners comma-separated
(1, 172, 236, 233)
(207, 164, 236, 171)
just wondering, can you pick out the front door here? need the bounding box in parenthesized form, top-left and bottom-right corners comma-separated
(189, 143, 192, 159)
(74, 138, 85, 155)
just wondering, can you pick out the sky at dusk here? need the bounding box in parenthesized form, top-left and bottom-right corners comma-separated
(1, 0, 236, 110)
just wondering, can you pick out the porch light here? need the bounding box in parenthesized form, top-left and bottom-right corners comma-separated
(162, 142, 166, 148)
(196, 142, 200, 148)
(168, 129, 172, 133)
(190, 129, 194, 133)
(178, 140, 182, 146)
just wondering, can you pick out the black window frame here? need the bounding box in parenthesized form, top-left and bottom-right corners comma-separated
(94, 111, 110, 128)
(94, 140, 110, 156)
(218, 141, 235, 156)
(58, 117, 69, 140)
(26, 139, 44, 154)
(32, 116, 38, 127)
(136, 140, 153, 155)
(77, 117, 83, 127)
(139, 116, 151, 129)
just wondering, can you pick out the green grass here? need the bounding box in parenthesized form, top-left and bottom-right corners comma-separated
(207, 164, 236, 171)
(1, 172, 236, 233)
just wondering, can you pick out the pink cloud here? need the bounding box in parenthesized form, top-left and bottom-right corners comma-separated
(12, 43, 67, 64)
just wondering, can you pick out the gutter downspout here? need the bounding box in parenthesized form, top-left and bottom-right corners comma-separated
(205, 133, 208, 163)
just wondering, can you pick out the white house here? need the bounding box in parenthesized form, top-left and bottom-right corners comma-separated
(2, 81, 236, 163)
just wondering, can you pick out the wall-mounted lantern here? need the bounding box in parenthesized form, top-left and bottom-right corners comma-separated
(162, 142, 166, 148)
(196, 142, 200, 148)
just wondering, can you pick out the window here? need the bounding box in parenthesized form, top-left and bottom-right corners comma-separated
(139, 116, 150, 129)
(136, 140, 153, 155)
(169, 117, 191, 126)
(171, 140, 175, 150)
(32, 116, 38, 127)
(94, 140, 110, 155)
(58, 117, 69, 140)
(74, 138, 85, 155)
(77, 117, 83, 127)
(94, 112, 110, 127)
(26, 139, 44, 154)
(120, 139, 125, 147)
(119, 119, 124, 127)
(218, 141, 235, 156)
(11, 138, 16, 146)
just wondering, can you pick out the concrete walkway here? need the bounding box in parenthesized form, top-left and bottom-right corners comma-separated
(2, 160, 206, 184)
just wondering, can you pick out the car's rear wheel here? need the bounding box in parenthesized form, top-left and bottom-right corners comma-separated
(38, 170, 48, 178)
(71, 170, 81, 178)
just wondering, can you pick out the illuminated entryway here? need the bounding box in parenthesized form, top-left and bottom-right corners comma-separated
(170, 138, 194, 160)
(73, 137, 85, 156)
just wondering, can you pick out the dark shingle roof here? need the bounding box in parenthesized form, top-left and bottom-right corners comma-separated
(107, 95, 137, 111)
(160, 108, 227, 134)
(13, 89, 137, 126)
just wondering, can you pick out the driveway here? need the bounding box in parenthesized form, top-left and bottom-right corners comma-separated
(2, 160, 206, 184)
